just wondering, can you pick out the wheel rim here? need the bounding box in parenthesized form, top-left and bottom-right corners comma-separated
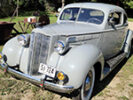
(84, 71, 93, 97)
(81, 67, 95, 100)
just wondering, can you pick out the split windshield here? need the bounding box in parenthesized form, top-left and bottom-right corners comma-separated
(60, 8, 104, 24)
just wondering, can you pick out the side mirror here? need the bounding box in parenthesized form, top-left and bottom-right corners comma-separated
(109, 17, 115, 25)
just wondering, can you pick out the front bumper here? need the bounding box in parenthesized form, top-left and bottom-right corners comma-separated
(0, 62, 74, 93)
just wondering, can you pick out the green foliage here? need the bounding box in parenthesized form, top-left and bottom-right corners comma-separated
(42, 0, 55, 14)
(126, 1, 133, 9)
(0, 0, 14, 18)
(12, 0, 24, 6)
(0, 0, 133, 18)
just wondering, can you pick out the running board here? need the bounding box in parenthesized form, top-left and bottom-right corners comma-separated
(107, 53, 126, 69)
(103, 52, 126, 78)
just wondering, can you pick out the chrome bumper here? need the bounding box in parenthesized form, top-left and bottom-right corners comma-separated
(0, 63, 74, 93)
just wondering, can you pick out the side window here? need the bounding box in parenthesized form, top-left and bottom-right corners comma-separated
(78, 9, 104, 24)
(109, 12, 122, 25)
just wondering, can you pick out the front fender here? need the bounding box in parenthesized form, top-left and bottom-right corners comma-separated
(2, 36, 23, 66)
(57, 44, 103, 89)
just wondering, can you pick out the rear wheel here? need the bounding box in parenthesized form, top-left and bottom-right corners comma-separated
(72, 67, 95, 100)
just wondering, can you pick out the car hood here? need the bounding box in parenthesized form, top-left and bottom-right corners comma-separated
(32, 22, 103, 36)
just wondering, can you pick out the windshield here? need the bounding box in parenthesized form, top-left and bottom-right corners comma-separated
(60, 8, 104, 24)
(60, 8, 79, 21)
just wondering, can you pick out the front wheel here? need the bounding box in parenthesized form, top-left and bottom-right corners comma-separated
(72, 67, 95, 100)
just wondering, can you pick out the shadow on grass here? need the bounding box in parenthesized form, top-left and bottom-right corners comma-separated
(92, 58, 128, 97)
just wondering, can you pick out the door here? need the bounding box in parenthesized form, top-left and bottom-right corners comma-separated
(101, 12, 127, 59)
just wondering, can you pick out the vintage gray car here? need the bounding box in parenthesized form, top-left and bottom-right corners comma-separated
(0, 3, 133, 100)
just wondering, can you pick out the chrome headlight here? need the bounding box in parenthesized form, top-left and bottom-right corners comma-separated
(54, 40, 68, 54)
(17, 34, 30, 46)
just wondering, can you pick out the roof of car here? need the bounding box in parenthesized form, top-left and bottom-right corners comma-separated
(64, 3, 125, 13)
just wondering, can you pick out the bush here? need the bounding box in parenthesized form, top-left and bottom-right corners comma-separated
(0, 6, 14, 18)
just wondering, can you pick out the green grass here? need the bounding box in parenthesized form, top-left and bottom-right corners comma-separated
(128, 18, 133, 22)
(0, 17, 27, 22)
(50, 16, 57, 24)
(0, 46, 3, 52)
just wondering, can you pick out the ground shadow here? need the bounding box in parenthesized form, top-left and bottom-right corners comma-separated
(92, 58, 128, 97)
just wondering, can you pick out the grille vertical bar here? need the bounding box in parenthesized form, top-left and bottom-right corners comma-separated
(28, 33, 50, 75)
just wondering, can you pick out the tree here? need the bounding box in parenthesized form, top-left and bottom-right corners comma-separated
(62, 0, 65, 8)
(0, 0, 14, 18)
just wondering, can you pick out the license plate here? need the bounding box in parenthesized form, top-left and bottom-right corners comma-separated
(38, 63, 56, 78)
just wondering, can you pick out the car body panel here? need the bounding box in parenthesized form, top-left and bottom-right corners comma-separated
(2, 37, 23, 67)
(20, 47, 30, 74)
(100, 27, 127, 59)
(55, 44, 103, 88)
(32, 22, 103, 36)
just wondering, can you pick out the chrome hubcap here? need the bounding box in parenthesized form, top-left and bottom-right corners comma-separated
(84, 70, 93, 97)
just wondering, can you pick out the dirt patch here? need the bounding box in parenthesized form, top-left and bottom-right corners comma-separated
(128, 22, 133, 30)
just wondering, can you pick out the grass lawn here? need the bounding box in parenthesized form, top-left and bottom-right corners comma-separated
(128, 18, 133, 22)
(0, 46, 3, 52)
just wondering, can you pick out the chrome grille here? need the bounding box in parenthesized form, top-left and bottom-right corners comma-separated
(28, 33, 50, 75)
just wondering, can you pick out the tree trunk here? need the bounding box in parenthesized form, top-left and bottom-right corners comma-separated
(16, 0, 19, 17)
(62, 0, 65, 8)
